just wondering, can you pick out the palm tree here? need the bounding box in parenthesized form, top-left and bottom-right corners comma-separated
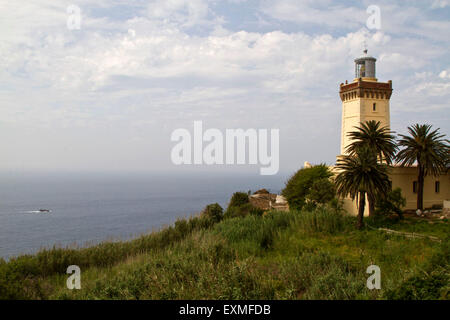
(335, 147, 391, 229)
(396, 124, 449, 211)
(346, 120, 397, 216)
(346, 120, 397, 164)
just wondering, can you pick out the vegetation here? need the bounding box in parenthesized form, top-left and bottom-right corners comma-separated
(0, 207, 447, 300)
(224, 192, 264, 219)
(282, 164, 333, 210)
(201, 203, 224, 223)
(396, 124, 449, 211)
(345, 120, 397, 216)
(305, 178, 336, 210)
(228, 192, 250, 208)
(375, 188, 406, 219)
(1, 122, 448, 300)
(0, 215, 216, 299)
(335, 146, 391, 229)
(346, 120, 397, 164)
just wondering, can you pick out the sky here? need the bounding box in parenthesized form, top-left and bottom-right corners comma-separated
(0, 0, 449, 175)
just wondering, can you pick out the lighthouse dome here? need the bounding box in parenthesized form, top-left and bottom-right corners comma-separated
(354, 50, 377, 80)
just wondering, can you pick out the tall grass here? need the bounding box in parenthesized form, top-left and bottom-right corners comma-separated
(0, 215, 216, 299)
(214, 211, 295, 255)
(0, 207, 448, 300)
(290, 207, 351, 234)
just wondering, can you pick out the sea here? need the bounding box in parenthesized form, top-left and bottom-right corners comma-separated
(0, 171, 287, 260)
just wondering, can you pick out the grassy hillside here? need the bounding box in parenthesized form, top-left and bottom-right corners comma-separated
(1, 209, 448, 300)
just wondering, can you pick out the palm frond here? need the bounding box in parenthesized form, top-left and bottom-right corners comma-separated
(346, 120, 397, 164)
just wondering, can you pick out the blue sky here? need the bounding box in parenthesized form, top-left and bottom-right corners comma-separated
(0, 0, 449, 174)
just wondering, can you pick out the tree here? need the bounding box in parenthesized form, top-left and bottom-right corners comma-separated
(396, 124, 449, 211)
(375, 188, 406, 219)
(282, 164, 332, 211)
(202, 203, 224, 223)
(228, 192, 249, 208)
(306, 178, 336, 208)
(335, 147, 391, 229)
(223, 192, 264, 219)
(346, 120, 397, 164)
(346, 120, 397, 216)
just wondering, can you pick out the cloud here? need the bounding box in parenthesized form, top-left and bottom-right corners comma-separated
(0, 0, 448, 172)
(146, 0, 210, 26)
(431, 0, 450, 8)
(260, 0, 365, 30)
(439, 69, 450, 79)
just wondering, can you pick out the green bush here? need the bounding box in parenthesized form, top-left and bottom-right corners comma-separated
(375, 188, 406, 218)
(228, 192, 249, 207)
(224, 203, 264, 219)
(224, 192, 264, 219)
(282, 164, 333, 210)
(307, 178, 336, 206)
(202, 203, 224, 222)
(327, 198, 345, 214)
(385, 270, 449, 300)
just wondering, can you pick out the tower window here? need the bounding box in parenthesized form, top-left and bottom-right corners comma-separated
(413, 181, 418, 193)
(435, 181, 440, 193)
(373, 103, 376, 111)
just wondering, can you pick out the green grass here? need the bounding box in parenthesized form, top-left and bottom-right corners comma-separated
(0, 209, 448, 300)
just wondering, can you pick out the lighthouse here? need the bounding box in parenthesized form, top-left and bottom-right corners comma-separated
(336, 50, 449, 215)
(339, 50, 393, 156)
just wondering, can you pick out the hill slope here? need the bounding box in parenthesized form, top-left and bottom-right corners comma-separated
(1, 210, 448, 300)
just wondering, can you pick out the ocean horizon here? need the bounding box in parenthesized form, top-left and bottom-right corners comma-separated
(0, 171, 288, 259)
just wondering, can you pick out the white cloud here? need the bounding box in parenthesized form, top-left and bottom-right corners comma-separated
(0, 0, 448, 172)
(439, 69, 450, 79)
(260, 0, 365, 29)
(147, 0, 210, 27)
(431, 0, 450, 8)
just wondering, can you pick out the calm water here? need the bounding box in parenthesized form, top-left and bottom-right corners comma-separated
(0, 171, 286, 259)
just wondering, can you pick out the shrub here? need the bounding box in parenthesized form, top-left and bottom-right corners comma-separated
(202, 203, 224, 223)
(385, 270, 449, 300)
(375, 188, 406, 218)
(224, 203, 264, 219)
(306, 178, 336, 206)
(282, 164, 333, 210)
(224, 192, 263, 219)
(228, 192, 250, 207)
(327, 198, 345, 214)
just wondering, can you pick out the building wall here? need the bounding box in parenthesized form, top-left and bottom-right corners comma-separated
(390, 167, 450, 210)
(341, 194, 370, 217)
(340, 167, 450, 216)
